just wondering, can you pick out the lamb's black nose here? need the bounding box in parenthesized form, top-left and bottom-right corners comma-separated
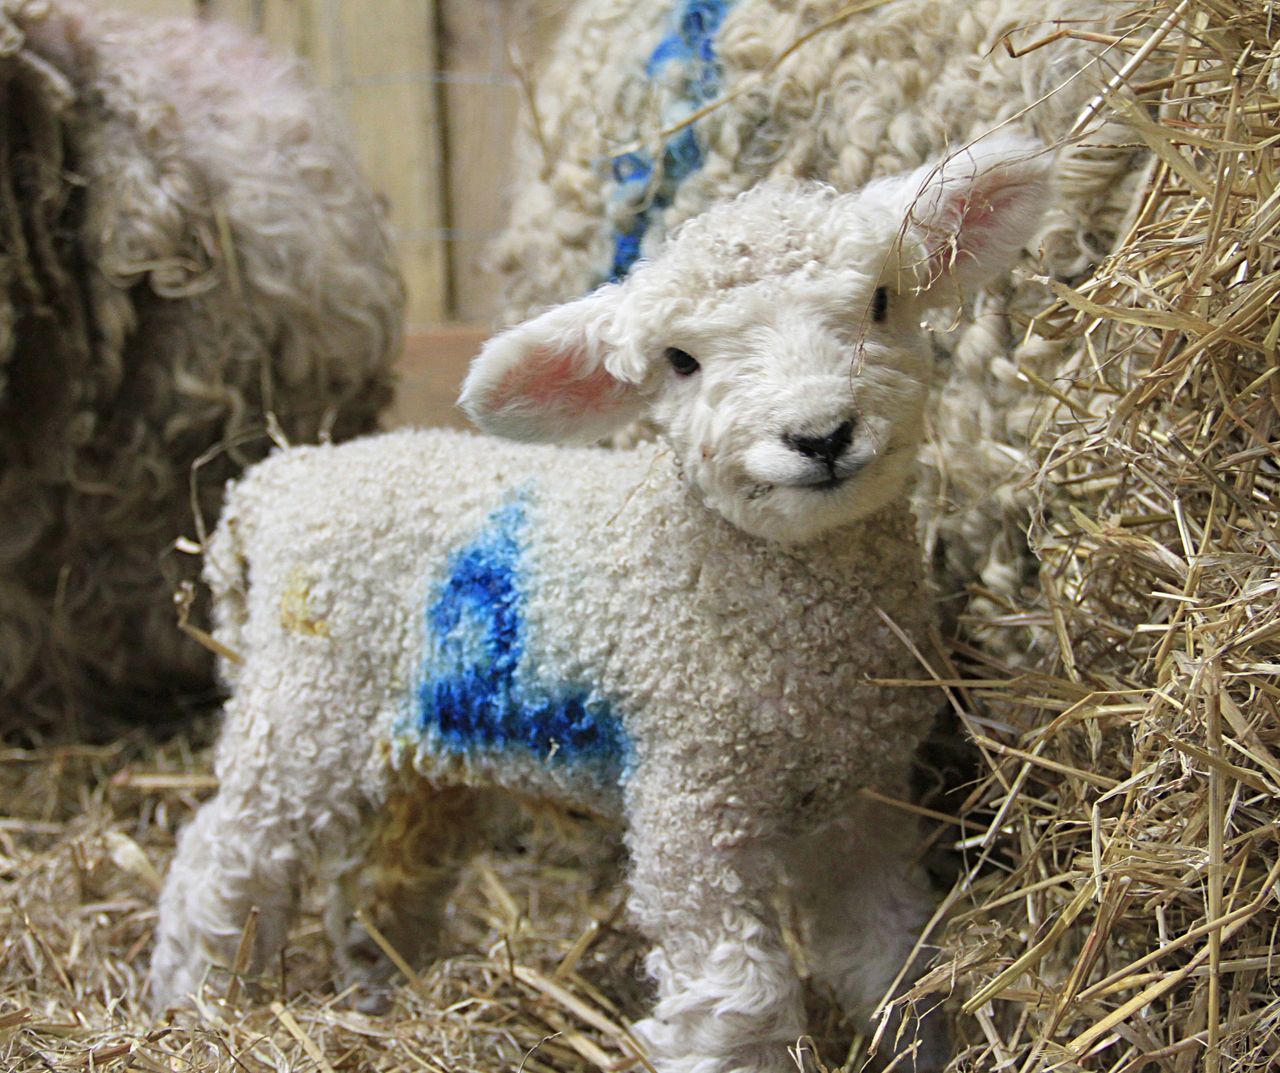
(785, 419, 855, 467)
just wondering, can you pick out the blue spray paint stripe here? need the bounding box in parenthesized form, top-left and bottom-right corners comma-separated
(414, 496, 630, 777)
(606, 0, 736, 282)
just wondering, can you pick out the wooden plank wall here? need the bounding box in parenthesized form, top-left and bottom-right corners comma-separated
(104, 0, 553, 330)
(439, 2, 521, 324)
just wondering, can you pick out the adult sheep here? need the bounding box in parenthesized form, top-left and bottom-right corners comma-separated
(0, 0, 403, 728)
(494, 0, 1148, 650)
(151, 136, 1051, 1073)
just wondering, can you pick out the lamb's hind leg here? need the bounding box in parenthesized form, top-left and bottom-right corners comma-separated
(783, 800, 948, 1073)
(625, 782, 806, 1073)
(324, 777, 495, 1010)
(150, 691, 370, 1009)
(150, 790, 299, 1006)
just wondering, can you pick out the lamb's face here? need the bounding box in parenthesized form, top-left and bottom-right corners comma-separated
(614, 192, 933, 542)
(462, 136, 1051, 544)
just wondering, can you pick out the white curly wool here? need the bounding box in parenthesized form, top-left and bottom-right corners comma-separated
(0, 1, 402, 724)
(151, 139, 1051, 1073)
(494, 0, 1148, 651)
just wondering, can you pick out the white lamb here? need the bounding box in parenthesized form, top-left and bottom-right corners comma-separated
(151, 136, 1051, 1073)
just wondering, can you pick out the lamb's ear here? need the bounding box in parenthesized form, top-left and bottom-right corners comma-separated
(459, 286, 646, 443)
(895, 134, 1052, 301)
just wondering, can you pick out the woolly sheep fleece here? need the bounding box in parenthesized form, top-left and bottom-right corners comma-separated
(0, 0, 403, 726)
(151, 141, 1052, 1073)
(494, 0, 1149, 648)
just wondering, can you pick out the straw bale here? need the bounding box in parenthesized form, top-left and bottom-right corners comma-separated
(920, 0, 1280, 1068)
(0, 1, 403, 733)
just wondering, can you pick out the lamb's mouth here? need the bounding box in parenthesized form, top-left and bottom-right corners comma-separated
(747, 472, 849, 500)
(788, 457, 867, 492)
(797, 473, 848, 492)
(744, 453, 871, 500)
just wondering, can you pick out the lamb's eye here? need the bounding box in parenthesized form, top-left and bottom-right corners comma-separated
(871, 286, 889, 323)
(666, 348, 700, 376)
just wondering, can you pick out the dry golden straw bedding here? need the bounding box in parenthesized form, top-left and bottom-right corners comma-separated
(918, 0, 1280, 1067)
(2, 0, 1279, 1070)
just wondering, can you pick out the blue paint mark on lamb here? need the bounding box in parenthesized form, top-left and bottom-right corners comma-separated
(415, 497, 629, 775)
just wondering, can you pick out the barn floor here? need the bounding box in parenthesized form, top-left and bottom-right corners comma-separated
(0, 728, 881, 1072)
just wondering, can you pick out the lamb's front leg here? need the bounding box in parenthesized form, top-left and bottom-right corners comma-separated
(624, 780, 805, 1073)
(782, 800, 949, 1073)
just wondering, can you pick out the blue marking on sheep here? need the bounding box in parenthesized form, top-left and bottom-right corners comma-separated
(606, 0, 735, 282)
(415, 497, 629, 778)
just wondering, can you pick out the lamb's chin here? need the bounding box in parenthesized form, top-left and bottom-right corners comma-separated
(704, 485, 861, 545)
(719, 459, 917, 543)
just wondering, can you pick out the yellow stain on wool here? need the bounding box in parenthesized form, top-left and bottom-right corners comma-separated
(280, 570, 331, 637)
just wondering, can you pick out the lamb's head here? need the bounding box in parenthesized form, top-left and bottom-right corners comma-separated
(462, 134, 1052, 543)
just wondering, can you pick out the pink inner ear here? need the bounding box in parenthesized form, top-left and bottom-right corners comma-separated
(929, 177, 1033, 281)
(495, 346, 625, 414)
(956, 185, 1021, 251)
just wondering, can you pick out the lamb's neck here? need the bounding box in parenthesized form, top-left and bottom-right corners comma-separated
(774, 499, 922, 584)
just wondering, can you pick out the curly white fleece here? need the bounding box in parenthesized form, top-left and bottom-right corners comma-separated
(494, 0, 1150, 654)
(152, 432, 943, 1072)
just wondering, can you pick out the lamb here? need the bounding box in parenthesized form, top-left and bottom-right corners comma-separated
(0, 0, 402, 727)
(150, 135, 1051, 1073)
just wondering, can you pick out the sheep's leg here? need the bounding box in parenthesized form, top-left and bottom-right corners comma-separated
(324, 779, 493, 1010)
(150, 784, 309, 1008)
(150, 690, 372, 1010)
(624, 788, 806, 1073)
(784, 801, 948, 1072)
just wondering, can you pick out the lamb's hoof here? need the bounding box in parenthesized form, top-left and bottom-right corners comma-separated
(629, 1019, 800, 1073)
(348, 983, 394, 1015)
